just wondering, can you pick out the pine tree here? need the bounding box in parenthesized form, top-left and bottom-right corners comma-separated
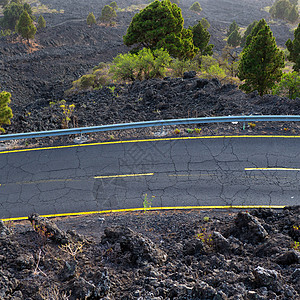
(100, 5, 116, 24)
(190, 21, 214, 56)
(16, 10, 36, 43)
(87, 12, 96, 25)
(0, 91, 13, 133)
(240, 20, 258, 48)
(200, 17, 210, 29)
(123, 0, 197, 59)
(238, 19, 284, 96)
(227, 21, 239, 36)
(37, 15, 46, 29)
(190, 2, 202, 13)
(286, 23, 300, 72)
(287, 5, 299, 23)
(227, 29, 241, 47)
(109, 1, 118, 10)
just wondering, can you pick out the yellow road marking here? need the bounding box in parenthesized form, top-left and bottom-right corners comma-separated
(94, 173, 154, 179)
(1, 135, 300, 155)
(245, 168, 300, 171)
(1, 205, 286, 221)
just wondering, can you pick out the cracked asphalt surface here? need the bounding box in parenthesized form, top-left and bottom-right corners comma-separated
(1, 137, 300, 219)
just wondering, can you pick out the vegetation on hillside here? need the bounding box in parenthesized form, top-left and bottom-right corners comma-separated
(238, 19, 285, 96)
(0, 91, 13, 133)
(16, 9, 36, 42)
(269, 0, 299, 23)
(286, 22, 300, 72)
(123, 0, 197, 59)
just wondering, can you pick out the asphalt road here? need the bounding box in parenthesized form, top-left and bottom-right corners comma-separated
(1, 137, 300, 219)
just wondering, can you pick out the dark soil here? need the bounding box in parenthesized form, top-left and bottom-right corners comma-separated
(1, 207, 300, 299)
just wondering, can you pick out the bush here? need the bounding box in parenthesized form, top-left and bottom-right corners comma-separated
(199, 55, 226, 80)
(100, 5, 116, 24)
(109, 48, 172, 81)
(169, 59, 198, 77)
(0, 91, 13, 133)
(227, 29, 241, 47)
(87, 12, 96, 25)
(190, 2, 202, 13)
(273, 72, 300, 99)
(37, 15, 46, 29)
(270, 0, 299, 23)
(109, 1, 118, 10)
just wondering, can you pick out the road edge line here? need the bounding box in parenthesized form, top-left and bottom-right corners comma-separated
(1, 205, 286, 221)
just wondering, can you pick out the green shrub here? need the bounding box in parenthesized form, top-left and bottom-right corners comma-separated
(109, 48, 171, 81)
(79, 74, 96, 89)
(190, 2, 202, 13)
(0, 91, 13, 133)
(87, 12, 96, 25)
(109, 1, 118, 10)
(100, 5, 117, 24)
(37, 15, 46, 29)
(170, 59, 198, 77)
(273, 71, 300, 99)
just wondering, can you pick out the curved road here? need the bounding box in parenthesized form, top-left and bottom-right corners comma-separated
(1, 136, 300, 219)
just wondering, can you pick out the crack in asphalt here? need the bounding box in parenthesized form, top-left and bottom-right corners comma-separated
(1, 137, 300, 218)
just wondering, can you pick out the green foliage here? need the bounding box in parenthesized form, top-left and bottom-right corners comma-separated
(143, 194, 154, 213)
(109, 1, 118, 10)
(0, 0, 9, 8)
(1, 1, 34, 30)
(200, 17, 210, 29)
(273, 72, 300, 99)
(110, 48, 172, 81)
(227, 20, 239, 36)
(190, 20, 214, 57)
(87, 12, 96, 25)
(221, 45, 240, 77)
(100, 5, 116, 24)
(16, 10, 36, 41)
(238, 19, 285, 96)
(0, 91, 13, 133)
(0, 29, 12, 37)
(270, 0, 299, 23)
(123, 0, 197, 60)
(200, 55, 226, 80)
(227, 29, 241, 47)
(240, 20, 258, 48)
(190, 2, 202, 13)
(1, 2, 24, 29)
(286, 23, 300, 71)
(169, 58, 198, 77)
(37, 15, 46, 29)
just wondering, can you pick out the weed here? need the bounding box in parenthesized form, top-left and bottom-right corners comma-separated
(194, 128, 202, 134)
(59, 241, 84, 261)
(109, 135, 115, 140)
(292, 241, 300, 251)
(31, 221, 54, 245)
(197, 227, 213, 247)
(186, 128, 194, 134)
(248, 122, 256, 128)
(60, 101, 75, 129)
(174, 128, 181, 134)
(143, 193, 155, 213)
(203, 216, 210, 222)
(39, 285, 71, 300)
(108, 85, 116, 95)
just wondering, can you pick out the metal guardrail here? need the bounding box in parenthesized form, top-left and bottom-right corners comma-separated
(1, 115, 300, 142)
